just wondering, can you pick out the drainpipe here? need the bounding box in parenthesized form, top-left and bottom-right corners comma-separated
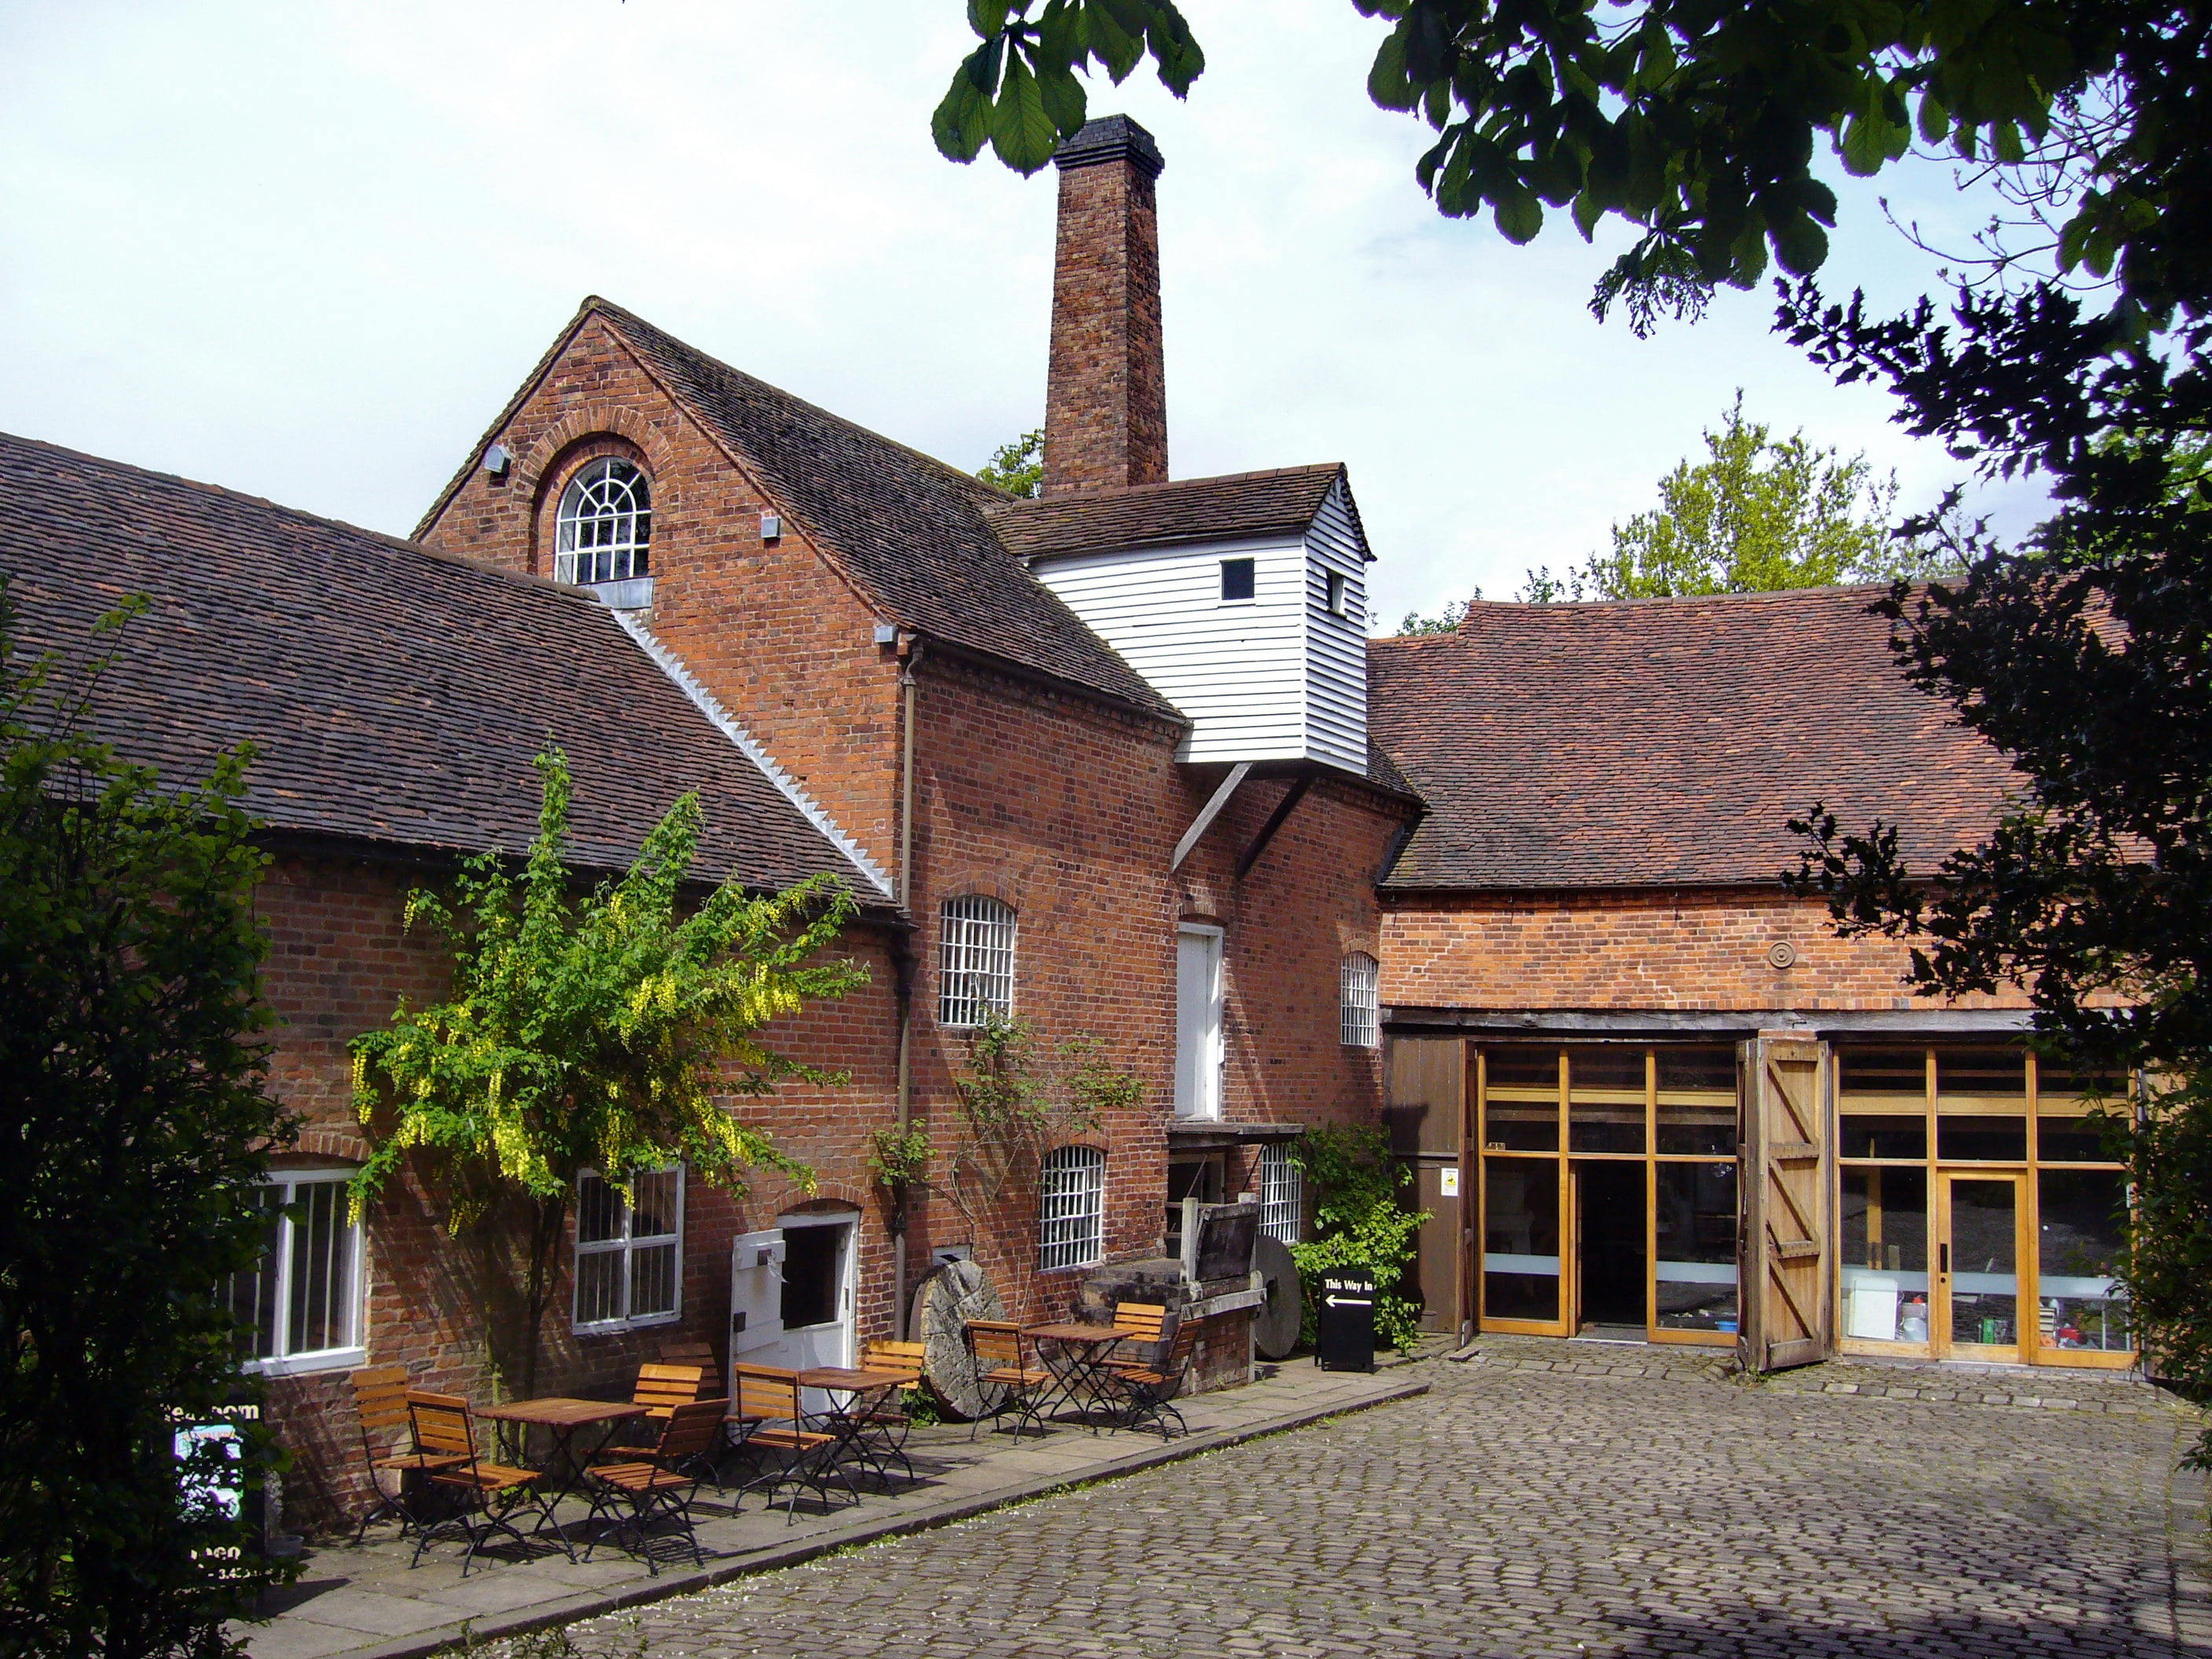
(892, 634, 924, 1336)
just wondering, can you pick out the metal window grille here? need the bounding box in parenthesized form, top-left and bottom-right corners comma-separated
(555, 458, 653, 584)
(221, 1175, 361, 1364)
(574, 1166, 683, 1329)
(1038, 1145, 1105, 1271)
(939, 895, 1017, 1027)
(1258, 1142, 1303, 1243)
(1340, 951, 1379, 1048)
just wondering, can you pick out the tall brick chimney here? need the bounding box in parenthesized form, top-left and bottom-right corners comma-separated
(1042, 115, 1166, 495)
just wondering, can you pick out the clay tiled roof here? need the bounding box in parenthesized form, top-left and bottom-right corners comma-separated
(579, 301, 1183, 724)
(1, 432, 888, 895)
(1368, 588, 2021, 891)
(985, 465, 1353, 562)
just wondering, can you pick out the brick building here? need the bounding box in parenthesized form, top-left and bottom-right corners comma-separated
(1, 112, 2134, 1528)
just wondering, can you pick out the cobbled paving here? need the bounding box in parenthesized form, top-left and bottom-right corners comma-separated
(528, 1341, 2210, 1658)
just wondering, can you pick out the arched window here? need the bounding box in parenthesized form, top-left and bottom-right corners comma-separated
(939, 895, 1016, 1027)
(555, 457, 652, 584)
(1039, 1144, 1105, 1270)
(1340, 951, 1379, 1048)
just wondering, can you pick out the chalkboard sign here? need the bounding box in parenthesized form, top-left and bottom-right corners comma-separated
(1192, 1202, 1258, 1283)
(1316, 1266, 1376, 1372)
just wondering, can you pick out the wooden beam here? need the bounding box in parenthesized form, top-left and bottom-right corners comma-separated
(1170, 763, 1251, 871)
(1234, 774, 1313, 879)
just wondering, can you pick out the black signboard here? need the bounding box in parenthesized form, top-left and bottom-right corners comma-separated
(1315, 1267, 1376, 1372)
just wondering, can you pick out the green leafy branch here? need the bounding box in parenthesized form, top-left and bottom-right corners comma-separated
(1288, 1124, 1430, 1353)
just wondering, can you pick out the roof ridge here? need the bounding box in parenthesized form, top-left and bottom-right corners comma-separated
(588, 298, 1013, 508)
(985, 462, 1346, 514)
(1456, 583, 1899, 614)
(608, 611, 895, 899)
(1, 429, 582, 601)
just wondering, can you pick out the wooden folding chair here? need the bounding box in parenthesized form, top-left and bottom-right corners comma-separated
(964, 1320, 1054, 1440)
(1106, 1301, 1170, 1369)
(580, 1398, 729, 1575)
(726, 1364, 852, 1523)
(657, 1338, 723, 1400)
(1101, 1317, 1198, 1441)
(349, 1365, 458, 1543)
(595, 1361, 708, 1463)
(406, 1392, 573, 1575)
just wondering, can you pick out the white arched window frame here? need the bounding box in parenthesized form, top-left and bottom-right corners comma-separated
(1341, 951, 1380, 1048)
(939, 895, 1017, 1028)
(1039, 1144, 1106, 1270)
(555, 457, 653, 585)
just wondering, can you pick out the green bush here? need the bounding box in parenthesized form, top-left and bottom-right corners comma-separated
(1287, 1125, 1430, 1353)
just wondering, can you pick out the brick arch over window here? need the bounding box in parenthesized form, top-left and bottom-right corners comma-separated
(939, 893, 1017, 1029)
(515, 407, 681, 575)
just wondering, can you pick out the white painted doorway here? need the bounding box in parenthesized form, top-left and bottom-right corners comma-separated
(1175, 924, 1224, 1121)
(727, 1207, 859, 1414)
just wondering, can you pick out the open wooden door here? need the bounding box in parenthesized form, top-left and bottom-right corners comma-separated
(1739, 1035, 1833, 1372)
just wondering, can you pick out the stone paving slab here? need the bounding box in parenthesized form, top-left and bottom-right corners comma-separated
(239, 1362, 1426, 1659)
(504, 1339, 2210, 1659)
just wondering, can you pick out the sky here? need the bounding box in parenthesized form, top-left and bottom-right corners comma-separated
(1, 1, 2047, 628)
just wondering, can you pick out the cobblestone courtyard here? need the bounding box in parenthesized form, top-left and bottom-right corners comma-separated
(529, 1342, 2210, 1659)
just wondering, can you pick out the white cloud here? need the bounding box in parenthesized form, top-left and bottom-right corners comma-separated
(0, 0, 2044, 621)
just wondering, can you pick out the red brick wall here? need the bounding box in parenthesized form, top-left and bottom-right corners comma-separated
(1379, 884, 2031, 1013)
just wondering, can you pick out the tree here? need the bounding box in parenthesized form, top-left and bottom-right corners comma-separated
(929, 0, 2212, 1448)
(350, 748, 866, 1397)
(0, 588, 295, 1657)
(1392, 596, 1470, 635)
(978, 429, 1045, 498)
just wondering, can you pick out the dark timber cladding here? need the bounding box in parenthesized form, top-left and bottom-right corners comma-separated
(1044, 115, 1167, 495)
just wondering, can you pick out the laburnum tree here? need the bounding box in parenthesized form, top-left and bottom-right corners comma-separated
(933, 1, 2212, 1450)
(350, 748, 866, 1397)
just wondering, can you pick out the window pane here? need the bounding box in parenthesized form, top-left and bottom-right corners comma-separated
(1485, 1049, 1558, 1090)
(1482, 1093, 1558, 1152)
(225, 1188, 284, 1362)
(1039, 1147, 1105, 1270)
(2038, 1108, 2121, 1163)
(1840, 1114, 1928, 1159)
(780, 1226, 840, 1328)
(1482, 1159, 1559, 1321)
(576, 1251, 624, 1326)
(1568, 1046, 1644, 1154)
(940, 895, 1017, 1028)
(630, 1168, 679, 1240)
(1936, 1116, 2027, 1162)
(1841, 1166, 1929, 1342)
(629, 1241, 679, 1321)
(1258, 1143, 1302, 1243)
(1950, 1178, 2020, 1346)
(1656, 1097, 1735, 1155)
(1656, 1047, 1734, 1093)
(2037, 1170, 2130, 1352)
(577, 1174, 623, 1244)
(1838, 1047, 1926, 1101)
(2038, 1054, 2126, 1101)
(1339, 954, 1379, 1048)
(1653, 1162, 1738, 1334)
(287, 1181, 353, 1354)
(1937, 1047, 2026, 1101)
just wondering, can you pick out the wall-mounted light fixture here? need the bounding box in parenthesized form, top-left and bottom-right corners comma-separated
(482, 442, 513, 480)
(760, 513, 782, 541)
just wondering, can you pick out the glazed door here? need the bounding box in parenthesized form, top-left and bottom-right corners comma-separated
(1935, 1173, 2027, 1361)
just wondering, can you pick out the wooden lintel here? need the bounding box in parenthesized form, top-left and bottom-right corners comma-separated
(1235, 775, 1313, 879)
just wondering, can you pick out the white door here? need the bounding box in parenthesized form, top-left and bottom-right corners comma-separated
(728, 1214, 859, 1415)
(728, 1229, 786, 1359)
(1175, 925, 1224, 1121)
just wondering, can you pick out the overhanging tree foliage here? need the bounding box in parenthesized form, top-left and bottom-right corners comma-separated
(350, 748, 866, 1396)
(0, 588, 295, 1657)
(977, 429, 1046, 498)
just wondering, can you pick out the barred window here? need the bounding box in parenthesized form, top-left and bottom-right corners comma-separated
(555, 457, 652, 584)
(575, 1166, 683, 1331)
(222, 1171, 363, 1372)
(1341, 951, 1379, 1048)
(939, 895, 1017, 1027)
(1038, 1145, 1105, 1271)
(1258, 1142, 1303, 1243)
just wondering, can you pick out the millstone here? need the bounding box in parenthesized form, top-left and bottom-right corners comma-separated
(1252, 1232, 1304, 1361)
(910, 1258, 1006, 1421)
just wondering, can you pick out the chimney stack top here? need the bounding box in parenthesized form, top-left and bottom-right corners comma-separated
(1052, 114, 1165, 179)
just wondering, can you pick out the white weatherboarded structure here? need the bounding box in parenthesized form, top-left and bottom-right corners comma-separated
(1013, 469, 1373, 775)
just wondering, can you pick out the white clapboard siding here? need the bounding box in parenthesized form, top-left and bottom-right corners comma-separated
(1033, 535, 1311, 763)
(1031, 482, 1375, 771)
(1301, 476, 1371, 775)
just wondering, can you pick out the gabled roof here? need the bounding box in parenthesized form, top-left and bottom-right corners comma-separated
(1, 432, 890, 896)
(1368, 588, 2020, 892)
(427, 298, 1184, 725)
(985, 465, 1357, 562)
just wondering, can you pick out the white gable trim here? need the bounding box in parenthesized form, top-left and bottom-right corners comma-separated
(610, 611, 895, 899)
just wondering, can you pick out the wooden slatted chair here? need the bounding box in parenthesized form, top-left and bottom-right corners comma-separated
(595, 1362, 708, 1465)
(657, 1339, 723, 1401)
(846, 1340, 930, 1485)
(405, 1392, 573, 1576)
(726, 1364, 852, 1523)
(578, 1398, 729, 1575)
(1101, 1317, 1198, 1441)
(964, 1320, 1054, 1441)
(348, 1365, 460, 1542)
(1106, 1301, 1170, 1369)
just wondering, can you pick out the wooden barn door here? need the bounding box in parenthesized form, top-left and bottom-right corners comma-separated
(1739, 1036, 1833, 1372)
